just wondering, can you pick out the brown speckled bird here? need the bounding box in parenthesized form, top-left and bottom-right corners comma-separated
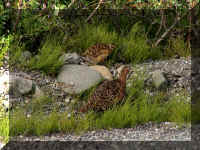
(83, 43, 115, 65)
(79, 66, 130, 113)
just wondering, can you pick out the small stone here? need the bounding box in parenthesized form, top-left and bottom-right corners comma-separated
(65, 97, 71, 103)
(15, 77, 33, 95)
(67, 113, 71, 118)
(2, 100, 10, 110)
(59, 53, 81, 64)
(152, 70, 168, 89)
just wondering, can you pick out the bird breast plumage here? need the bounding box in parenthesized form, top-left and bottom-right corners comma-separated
(79, 66, 129, 113)
(86, 80, 121, 111)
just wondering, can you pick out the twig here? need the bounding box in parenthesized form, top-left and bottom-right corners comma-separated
(86, 0, 103, 22)
(88, 1, 111, 8)
(68, 0, 76, 9)
(154, 5, 198, 47)
(155, 10, 165, 37)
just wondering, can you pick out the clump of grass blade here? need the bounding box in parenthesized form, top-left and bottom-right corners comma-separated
(28, 36, 64, 75)
(0, 105, 9, 143)
(66, 23, 118, 54)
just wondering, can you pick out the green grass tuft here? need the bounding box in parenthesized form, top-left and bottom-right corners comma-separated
(0, 105, 9, 143)
(28, 36, 64, 75)
(164, 36, 191, 58)
(66, 23, 118, 54)
(120, 22, 151, 63)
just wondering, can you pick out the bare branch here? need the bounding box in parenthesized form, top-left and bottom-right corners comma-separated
(86, 0, 104, 22)
(68, 0, 77, 9)
(154, 5, 198, 47)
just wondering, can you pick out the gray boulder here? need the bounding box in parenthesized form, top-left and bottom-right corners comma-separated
(9, 75, 33, 96)
(57, 64, 102, 94)
(8, 73, 44, 98)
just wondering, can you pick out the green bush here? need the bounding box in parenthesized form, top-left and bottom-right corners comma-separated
(28, 35, 64, 75)
(120, 22, 153, 63)
(66, 23, 118, 54)
(0, 105, 9, 143)
(0, 35, 12, 67)
(164, 36, 191, 58)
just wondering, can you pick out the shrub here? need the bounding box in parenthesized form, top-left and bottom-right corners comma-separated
(66, 23, 118, 54)
(164, 35, 191, 58)
(120, 22, 152, 64)
(0, 35, 12, 67)
(0, 104, 9, 143)
(28, 35, 64, 75)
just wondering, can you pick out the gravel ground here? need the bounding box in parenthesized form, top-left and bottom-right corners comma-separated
(1, 122, 196, 150)
(11, 122, 191, 141)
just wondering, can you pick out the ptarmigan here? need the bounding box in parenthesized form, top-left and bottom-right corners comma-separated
(79, 66, 130, 113)
(82, 43, 115, 65)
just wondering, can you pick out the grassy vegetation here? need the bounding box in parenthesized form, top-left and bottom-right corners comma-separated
(0, 105, 9, 143)
(27, 36, 64, 75)
(0, 35, 11, 143)
(1, 7, 194, 139)
(10, 20, 189, 74)
(0, 35, 11, 67)
(9, 33, 65, 75)
(164, 36, 191, 58)
(65, 23, 118, 54)
(119, 22, 162, 63)
(8, 75, 191, 137)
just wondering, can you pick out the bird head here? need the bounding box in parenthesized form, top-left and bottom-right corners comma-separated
(117, 65, 130, 78)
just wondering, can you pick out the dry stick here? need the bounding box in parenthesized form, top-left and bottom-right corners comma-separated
(68, 0, 76, 8)
(88, 1, 111, 8)
(155, 10, 165, 37)
(86, 0, 103, 22)
(154, 5, 198, 47)
(154, 16, 181, 47)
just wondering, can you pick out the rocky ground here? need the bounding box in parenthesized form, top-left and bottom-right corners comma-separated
(1, 53, 192, 113)
(0, 52, 196, 149)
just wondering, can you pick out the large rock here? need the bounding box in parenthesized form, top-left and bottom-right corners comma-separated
(9, 75, 33, 96)
(8, 73, 44, 100)
(89, 65, 113, 80)
(1, 72, 43, 111)
(57, 64, 102, 94)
